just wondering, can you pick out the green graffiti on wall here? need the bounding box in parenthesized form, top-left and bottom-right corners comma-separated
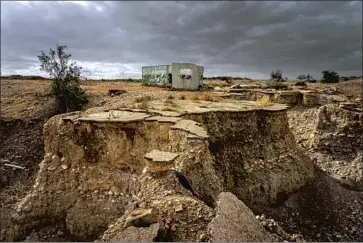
(142, 65, 171, 86)
(143, 73, 169, 85)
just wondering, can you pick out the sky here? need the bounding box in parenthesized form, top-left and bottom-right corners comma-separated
(1, 1, 362, 80)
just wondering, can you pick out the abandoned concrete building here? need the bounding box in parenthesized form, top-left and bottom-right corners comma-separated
(142, 63, 204, 90)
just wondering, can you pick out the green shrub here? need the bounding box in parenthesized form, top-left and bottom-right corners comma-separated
(321, 70, 340, 83)
(37, 45, 88, 113)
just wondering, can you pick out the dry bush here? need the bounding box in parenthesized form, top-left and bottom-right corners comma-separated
(200, 92, 217, 101)
(206, 81, 231, 88)
(257, 96, 272, 107)
(165, 98, 174, 104)
(191, 94, 200, 100)
(179, 93, 186, 100)
(79, 108, 90, 118)
(265, 81, 289, 90)
(137, 100, 149, 109)
(135, 96, 152, 103)
(164, 98, 179, 109)
(190, 93, 219, 102)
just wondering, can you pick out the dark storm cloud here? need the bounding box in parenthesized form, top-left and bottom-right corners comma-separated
(1, 1, 362, 79)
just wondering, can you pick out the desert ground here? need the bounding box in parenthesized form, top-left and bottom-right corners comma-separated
(0, 77, 362, 242)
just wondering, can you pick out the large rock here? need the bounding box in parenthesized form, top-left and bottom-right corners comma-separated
(208, 192, 277, 242)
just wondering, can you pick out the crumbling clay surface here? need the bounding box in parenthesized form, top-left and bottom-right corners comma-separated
(102, 169, 215, 242)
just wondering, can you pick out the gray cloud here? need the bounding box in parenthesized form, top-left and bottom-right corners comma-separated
(1, 1, 362, 79)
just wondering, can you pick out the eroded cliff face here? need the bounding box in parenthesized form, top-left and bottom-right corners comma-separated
(288, 104, 362, 190)
(7, 100, 316, 241)
(184, 109, 314, 209)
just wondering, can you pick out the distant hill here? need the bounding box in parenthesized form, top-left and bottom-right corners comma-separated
(0, 75, 50, 80)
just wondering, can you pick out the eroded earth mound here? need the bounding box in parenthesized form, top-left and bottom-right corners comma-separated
(1, 98, 362, 242)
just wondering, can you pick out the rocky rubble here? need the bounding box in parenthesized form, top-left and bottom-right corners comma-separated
(287, 104, 362, 190)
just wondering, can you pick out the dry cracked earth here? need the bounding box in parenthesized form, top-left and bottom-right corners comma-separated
(0, 78, 362, 242)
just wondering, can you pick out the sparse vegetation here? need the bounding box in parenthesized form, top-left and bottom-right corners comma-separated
(321, 70, 340, 83)
(265, 80, 288, 90)
(135, 96, 152, 103)
(205, 81, 231, 88)
(266, 69, 288, 90)
(37, 45, 88, 113)
(190, 92, 218, 102)
(33, 92, 52, 100)
(137, 100, 149, 109)
(257, 96, 272, 107)
(294, 81, 307, 88)
(165, 98, 174, 104)
(200, 92, 217, 102)
(297, 74, 306, 81)
(297, 74, 315, 83)
(270, 69, 285, 82)
(179, 93, 186, 100)
(135, 95, 153, 109)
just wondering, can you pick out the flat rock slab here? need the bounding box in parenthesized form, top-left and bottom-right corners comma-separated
(145, 150, 179, 163)
(77, 110, 150, 123)
(145, 116, 182, 123)
(146, 99, 287, 114)
(170, 120, 209, 138)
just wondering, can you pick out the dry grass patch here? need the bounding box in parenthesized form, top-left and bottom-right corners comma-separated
(205, 80, 231, 88)
(137, 100, 149, 109)
(134, 95, 152, 109)
(200, 92, 217, 102)
(179, 93, 187, 100)
(135, 95, 152, 103)
(190, 93, 219, 102)
(165, 98, 174, 104)
(257, 96, 272, 107)
(164, 98, 179, 109)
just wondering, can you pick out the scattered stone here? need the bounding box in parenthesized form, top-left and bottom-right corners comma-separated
(171, 224, 177, 231)
(61, 164, 68, 170)
(175, 204, 183, 212)
(199, 233, 207, 241)
(110, 185, 121, 195)
(44, 153, 52, 161)
(124, 209, 155, 228)
(52, 155, 60, 164)
(47, 164, 57, 171)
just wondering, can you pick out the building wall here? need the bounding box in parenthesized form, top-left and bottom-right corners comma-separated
(142, 65, 171, 86)
(171, 63, 202, 90)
